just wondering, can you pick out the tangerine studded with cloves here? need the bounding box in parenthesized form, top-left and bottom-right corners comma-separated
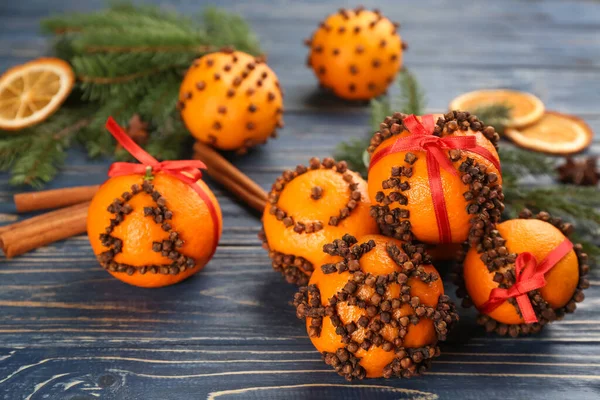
(87, 174, 222, 288)
(367, 111, 503, 245)
(179, 50, 284, 154)
(454, 210, 588, 336)
(294, 234, 458, 380)
(259, 157, 379, 286)
(305, 7, 404, 100)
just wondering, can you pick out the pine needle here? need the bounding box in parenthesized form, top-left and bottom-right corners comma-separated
(395, 69, 426, 116)
(42, 3, 261, 104)
(335, 138, 371, 178)
(0, 106, 93, 187)
(336, 69, 426, 177)
(498, 146, 555, 185)
(472, 103, 512, 135)
(369, 96, 391, 133)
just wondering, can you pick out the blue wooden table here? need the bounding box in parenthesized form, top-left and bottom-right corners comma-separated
(1, 0, 599, 399)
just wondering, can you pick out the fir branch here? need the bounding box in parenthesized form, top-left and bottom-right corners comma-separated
(43, 4, 261, 103)
(202, 7, 261, 54)
(334, 138, 371, 178)
(71, 54, 187, 102)
(498, 146, 555, 185)
(42, 3, 197, 35)
(395, 69, 426, 116)
(0, 107, 93, 187)
(369, 96, 391, 133)
(336, 69, 425, 178)
(472, 103, 511, 135)
(144, 113, 191, 161)
(0, 134, 34, 171)
(82, 44, 215, 54)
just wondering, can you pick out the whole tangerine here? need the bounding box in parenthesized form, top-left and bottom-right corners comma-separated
(88, 173, 222, 288)
(294, 234, 458, 380)
(259, 157, 378, 286)
(368, 111, 502, 245)
(179, 50, 284, 153)
(305, 7, 404, 100)
(460, 211, 589, 336)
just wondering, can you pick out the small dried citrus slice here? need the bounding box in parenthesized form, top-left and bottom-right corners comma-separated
(449, 89, 545, 128)
(0, 58, 74, 130)
(505, 111, 593, 155)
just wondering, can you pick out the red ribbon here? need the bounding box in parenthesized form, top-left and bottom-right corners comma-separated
(369, 114, 501, 243)
(479, 238, 573, 324)
(105, 117, 220, 259)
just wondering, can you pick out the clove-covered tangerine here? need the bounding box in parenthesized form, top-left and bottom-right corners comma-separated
(305, 7, 404, 100)
(179, 50, 284, 153)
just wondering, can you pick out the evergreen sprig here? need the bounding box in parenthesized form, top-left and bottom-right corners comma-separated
(472, 103, 512, 135)
(334, 69, 425, 176)
(0, 106, 94, 187)
(42, 3, 260, 103)
(333, 70, 599, 263)
(1, 3, 261, 186)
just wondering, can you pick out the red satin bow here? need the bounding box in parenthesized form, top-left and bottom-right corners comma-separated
(105, 117, 220, 258)
(369, 114, 501, 243)
(479, 238, 573, 324)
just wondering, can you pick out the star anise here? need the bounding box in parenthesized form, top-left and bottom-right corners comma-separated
(556, 157, 599, 186)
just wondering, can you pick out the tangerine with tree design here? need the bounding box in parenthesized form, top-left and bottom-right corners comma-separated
(87, 119, 222, 288)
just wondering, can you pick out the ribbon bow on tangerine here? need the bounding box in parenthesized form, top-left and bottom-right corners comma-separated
(369, 114, 501, 243)
(87, 118, 222, 288)
(105, 117, 220, 258)
(479, 239, 573, 323)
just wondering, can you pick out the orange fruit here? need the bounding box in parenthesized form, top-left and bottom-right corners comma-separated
(305, 7, 403, 100)
(504, 111, 593, 155)
(260, 158, 378, 285)
(0, 58, 74, 130)
(449, 89, 544, 128)
(87, 173, 222, 288)
(294, 234, 457, 380)
(179, 50, 283, 153)
(464, 218, 579, 325)
(368, 112, 502, 245)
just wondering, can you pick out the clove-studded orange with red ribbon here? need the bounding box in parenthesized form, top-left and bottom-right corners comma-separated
(87, 117, 222, 288)
(479, 239, 574, 323)
(105, 117, 221, 259)
(368, 114, 501, 244)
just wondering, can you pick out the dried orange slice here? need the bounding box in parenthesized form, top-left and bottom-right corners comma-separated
(0, 58, 74, 130)
(449, 89, 545, 128)
(505, 111, 593, 155)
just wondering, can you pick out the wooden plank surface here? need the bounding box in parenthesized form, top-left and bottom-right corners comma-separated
(0, 0, 599, 399)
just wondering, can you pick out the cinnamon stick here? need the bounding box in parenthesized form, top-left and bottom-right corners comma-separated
(193, 141, 268, 212)
(0, 201, 89, 235)
(0, 202, 89, 258)
(14, 185, 100, 213)
(208, 170, 267, 212)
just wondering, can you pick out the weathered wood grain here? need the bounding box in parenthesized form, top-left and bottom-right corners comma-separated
(0, 0, 599, 399)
